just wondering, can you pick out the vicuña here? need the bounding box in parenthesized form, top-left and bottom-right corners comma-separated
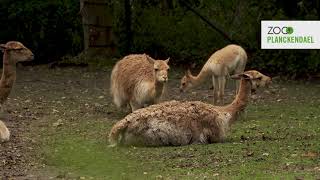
(109, 70, 271, 147)
(180, 44, 247, 105)
(110, 54, 170, 111)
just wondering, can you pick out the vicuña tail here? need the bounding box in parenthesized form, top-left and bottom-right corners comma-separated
(0, 120, 10, 142)
(108, 120, 129, 147)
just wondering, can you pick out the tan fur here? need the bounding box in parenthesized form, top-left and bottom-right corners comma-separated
(109, 70, 271, 147)
(245, 70, 272, 91)
(0, 41, 34, 111)
(180, 44, 247, 105)
(110, 54, 170, 111)
(0, 120, 10, 142)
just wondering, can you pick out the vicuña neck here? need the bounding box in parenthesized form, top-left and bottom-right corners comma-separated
(224, 78, 251, 124)
(1, 52, 17, 82)
(189, 65, 210, 87)
(154, 81, 165, 98)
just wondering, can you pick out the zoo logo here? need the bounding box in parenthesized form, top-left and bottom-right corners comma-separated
(267, 26, 294, 35)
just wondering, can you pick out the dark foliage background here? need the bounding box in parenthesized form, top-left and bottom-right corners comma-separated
(0, 0, 319, 77)
(0, 0, 82, 62)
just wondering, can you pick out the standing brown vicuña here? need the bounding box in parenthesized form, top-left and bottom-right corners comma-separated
(0, 41, 34, 112)
(110, 54, 169, 111)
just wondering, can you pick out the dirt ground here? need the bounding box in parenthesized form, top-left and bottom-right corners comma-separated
(0, 65, 112, 179)
(0, 65, 310, 179)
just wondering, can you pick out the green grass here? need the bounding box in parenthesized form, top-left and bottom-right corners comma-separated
(44, 136, 146, 179)
(37, 82, 320, 179)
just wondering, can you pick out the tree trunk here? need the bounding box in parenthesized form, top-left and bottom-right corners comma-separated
(316, 0, 320, 19)
(160, 0, 173, 15)
(80, 0, 115, 55)
(124, 0, 132, 54)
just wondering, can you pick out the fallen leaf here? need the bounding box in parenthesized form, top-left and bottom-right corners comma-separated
(302, 152, 318, 158)
(53, 119, 63, 127)
(247, 151, 254, 157)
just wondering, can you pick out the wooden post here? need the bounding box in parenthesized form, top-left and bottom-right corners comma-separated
(124, 0, 132, 54)
(80, 0, 115, 55)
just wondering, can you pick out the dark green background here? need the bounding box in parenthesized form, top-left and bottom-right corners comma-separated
(0, 0, 319, 77)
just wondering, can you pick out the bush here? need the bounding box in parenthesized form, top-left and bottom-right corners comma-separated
(0, 0, 82, 62)
(0, 0, 319, 77)
(112, 0, 320, 77)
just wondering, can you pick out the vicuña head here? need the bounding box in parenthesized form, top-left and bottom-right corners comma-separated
(179, 69, 193, 92)
(231, 70, 272, 93)
(146, 54, 170, 83)
(247, 70, 272, 91)
(0, 41, 34, 64)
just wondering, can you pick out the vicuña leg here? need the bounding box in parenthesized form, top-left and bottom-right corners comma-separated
(235, 79, 240, 95)
(218, 76, 226, 105)
(234, 64, 246, 95)
(0, 103, 9, 119)
(129, 101, 142, 111)
(212, 76, 219, 105)
(0, 104, 3, 113)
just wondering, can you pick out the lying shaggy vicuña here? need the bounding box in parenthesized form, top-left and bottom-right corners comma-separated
(108, 70, 271, 147)
(110, 54, 169, 111)
(0, 120, 10, 142)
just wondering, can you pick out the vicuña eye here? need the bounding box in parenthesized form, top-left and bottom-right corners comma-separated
(155, 68, 159, 71)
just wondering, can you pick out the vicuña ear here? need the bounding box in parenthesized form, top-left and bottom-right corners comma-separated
(164, 57, 170, 64)
(186, 69, 192, 77)
(230, 74, 242, 79)
(0, 44, 6, 52)
(12, 44, 23, 50)
(145, 54, 155, 64)
(242, 72, 254, 79)
(231, 73, 252, 80)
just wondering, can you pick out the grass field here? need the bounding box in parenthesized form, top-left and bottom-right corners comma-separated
(2, 66, 320, 179)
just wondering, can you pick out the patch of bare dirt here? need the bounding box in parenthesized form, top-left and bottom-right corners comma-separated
(0, 65, 110, 179)
(0, 113, 34, 178)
